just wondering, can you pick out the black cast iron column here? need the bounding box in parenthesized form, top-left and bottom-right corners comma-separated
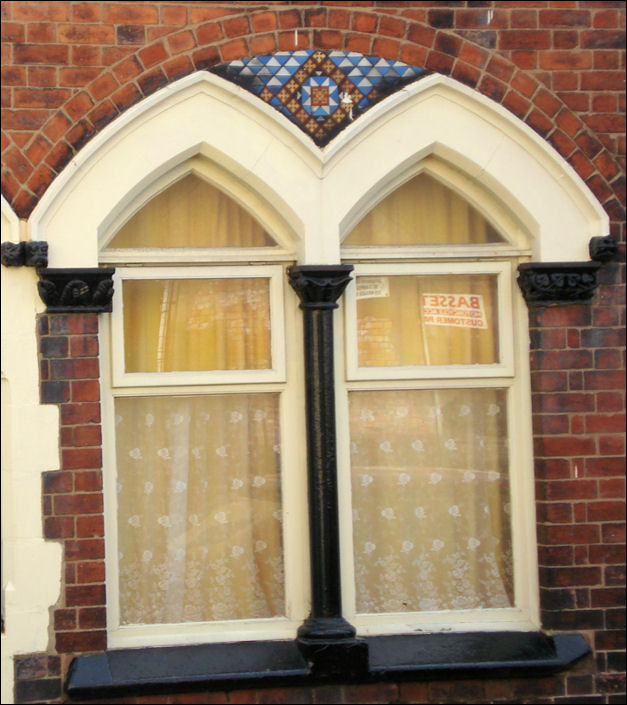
(287, 264, 368, 679)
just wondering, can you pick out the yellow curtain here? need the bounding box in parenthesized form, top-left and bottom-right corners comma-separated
(356, 274, 498, 368)
(349, 388, 513, 614)
(109, 174, 276, 248)
(123, 278, 272, 373)
(115, 393, 284, 625)
(343, 173, 503, 246)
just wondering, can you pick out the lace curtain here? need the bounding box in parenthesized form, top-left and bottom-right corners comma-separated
(115, 393, 284, 625)
(349, 388, 513, 614)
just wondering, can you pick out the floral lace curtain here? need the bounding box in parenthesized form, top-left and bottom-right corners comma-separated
(115, 393, 284, 626)
(349, 388, 513, 614)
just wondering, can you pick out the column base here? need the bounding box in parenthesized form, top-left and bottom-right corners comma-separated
(297, 617, 368, 679)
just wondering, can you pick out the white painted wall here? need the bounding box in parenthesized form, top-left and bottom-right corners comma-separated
(1, 198, 62, 704)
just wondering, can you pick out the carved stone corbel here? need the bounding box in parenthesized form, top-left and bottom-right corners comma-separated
(1, 241, 48, 268)
(37, 268, 115, 313)
(517, 262, 601, 306)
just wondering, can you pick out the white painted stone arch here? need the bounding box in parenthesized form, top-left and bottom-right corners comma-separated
(30, 70, 607, 266)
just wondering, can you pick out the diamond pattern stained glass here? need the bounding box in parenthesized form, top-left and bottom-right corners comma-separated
(212, 50, 426, 146)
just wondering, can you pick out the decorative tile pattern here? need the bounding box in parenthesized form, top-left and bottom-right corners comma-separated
(212, 50, 426, 146)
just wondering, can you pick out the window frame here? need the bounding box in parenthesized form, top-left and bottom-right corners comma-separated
(343, 260, 515, 381)
(111, 265, 287, 388)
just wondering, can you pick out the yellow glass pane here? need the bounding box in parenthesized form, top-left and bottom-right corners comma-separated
(356, 274, 499, 367)
(115, 393, 284, 624)
(349, 388, 513, 614)
(344, 174, 503, 246)
(109, 174, 276, 248)
(123, 278, 272, 372)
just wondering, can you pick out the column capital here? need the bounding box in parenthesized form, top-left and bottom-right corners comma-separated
(287, 265, 353, 309)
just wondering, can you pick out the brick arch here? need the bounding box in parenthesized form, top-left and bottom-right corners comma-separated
(1, 6, 624, 224)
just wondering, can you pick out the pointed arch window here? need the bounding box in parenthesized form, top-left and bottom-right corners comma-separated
(338, 160, 536, 633)
(101, 159, 305, 646)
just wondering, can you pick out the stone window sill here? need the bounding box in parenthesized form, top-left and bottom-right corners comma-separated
(66, 631, 590, 699)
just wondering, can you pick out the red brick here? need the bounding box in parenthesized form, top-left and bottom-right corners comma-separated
(407, 23, 436, 48)
(60, 403, 101, 425)
(425, 49, 454, 74)
(343, 683, 399, 704)
(59, 67, 101, 87)
(161, 5, 187, 25)
(531, 349, 593, 369)
(587, 501, 626, 521)
(584, 370, 626, 390)
(139, 42, 168, 69)
(599, 436, 625, 455)
(307, 30, 337, 51)
(539, 10, 591, 27)
(345, 34, 371, 55)
(192, 46, 221, 70)
(71, 45, 100, 66)
(458, 42, 488, 68)
(251, 11, 278, 33)
(220, 39, 247, 62)
(74, 469, 103, 491)
(500, 30, 551, 50)
(1, 22, 25, 42)
(77, 563, 106, 585)
(72, 2, 100, 22)
(602, 523, 626, 544)
(540, 566, 602, 588)
(590, 545, 626, 565)
(72, 425, 102, 448)
(196, 22, 223, 45)
(71, 380, 100, 402)
(54, 608, 76, 631)
(50, 358, 100, 380)
(43, 470, 73, 494)
(64, 92, 94, 121)
(56, 630, 106, 653)
(44, 516, 75, 539)
(103, 3, 158, 24)
(117, 24, 145, 45)
(53, 492, 103, 515)
(26, 22, 56, 43)
(190, 6, 236, 23)
(61, 447, 102, 470)
(167, 30, 196, 54)
(249, 34, 277, 56)
(538, 478, 598, 501)
(352, 12, 377, 33)
(58, 24, 114, 44)
(163, 55, 194, 80)
(76, 515, 104, 538)
(223, 16, 250, 39)
(533, 392, 595, 414)
(538, 524, 601, 545)
(379, 16, 405, 39)
(277, 10, 300, 30)
(65, 538, 105, 561)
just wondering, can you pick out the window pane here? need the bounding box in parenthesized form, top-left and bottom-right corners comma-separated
(349, 388, 513, 614)
(356, 274, 499, 367)
(115, 393, 284, 625)
(123, 278, 272, 373)
(108, 174, 277, 248)
(343, 174, 503, 246)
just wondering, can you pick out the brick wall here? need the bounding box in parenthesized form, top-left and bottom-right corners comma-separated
(2, 2, 625, 704)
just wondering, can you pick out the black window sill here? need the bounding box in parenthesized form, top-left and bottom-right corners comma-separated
(66, 631, 590, 700)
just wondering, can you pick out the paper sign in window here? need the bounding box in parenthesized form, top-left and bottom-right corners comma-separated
(356, 277, 390, 300)
(422, 293, 488, 329)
